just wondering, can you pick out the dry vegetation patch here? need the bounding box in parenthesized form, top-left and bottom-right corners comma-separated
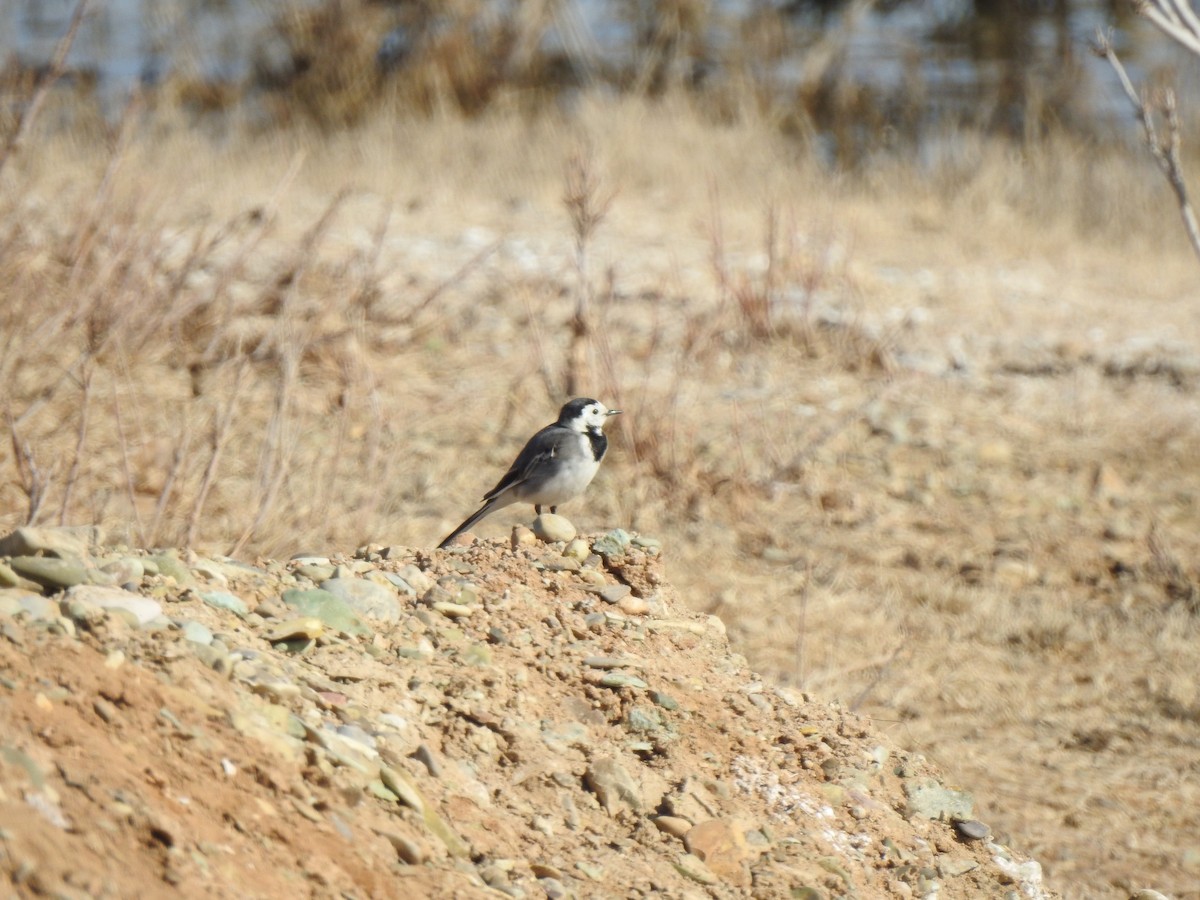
(2, 98, 1199, 897)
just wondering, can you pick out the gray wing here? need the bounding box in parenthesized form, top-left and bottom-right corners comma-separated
(481, 423, 568, 501)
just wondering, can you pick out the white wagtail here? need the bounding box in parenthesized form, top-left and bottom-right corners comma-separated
(438, 398, 621, 549)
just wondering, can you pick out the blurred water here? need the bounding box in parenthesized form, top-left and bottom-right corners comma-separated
(0, 0, 1196, 132)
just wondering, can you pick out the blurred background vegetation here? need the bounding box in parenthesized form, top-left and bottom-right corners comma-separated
(1, 0, 1196, 163)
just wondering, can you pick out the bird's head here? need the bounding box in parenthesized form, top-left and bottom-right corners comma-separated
(559, 397, 621, 432)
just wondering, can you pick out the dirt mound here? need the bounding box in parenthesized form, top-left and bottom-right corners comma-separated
(0, 526, 1052, 898)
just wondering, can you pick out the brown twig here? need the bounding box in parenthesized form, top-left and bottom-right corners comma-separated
(398, 239, 502, 327)
(149, 425, 192, 550)
(227, 347, 299, 558)
(201, 151, 308, 361)
(0, 0, 91, 178)
(57, 361, 94, 525)
(186, 358, 250, 548)
(793, 560, 815, 689)
(6, 412, 52, 525)
(562, 148, 616, 396)
(69, 89, 144, 282)
(1095, 26, 1200, 263)
(849, 640, 912, 713)
(111, 381, 147, 547)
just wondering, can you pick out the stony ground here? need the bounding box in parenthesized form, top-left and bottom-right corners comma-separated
(0, 523, 1052, 899)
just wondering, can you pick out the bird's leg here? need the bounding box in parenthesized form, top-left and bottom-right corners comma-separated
(549, 506, 557, 514)
(535, 505, 544, 515)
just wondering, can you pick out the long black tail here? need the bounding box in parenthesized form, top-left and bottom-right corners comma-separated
(437, 497, 511, 549)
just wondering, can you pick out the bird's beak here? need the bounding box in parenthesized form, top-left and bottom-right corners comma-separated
(607, 409, 622, 416)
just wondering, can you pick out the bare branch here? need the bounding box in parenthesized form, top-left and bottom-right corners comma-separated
(1095, 27, 1200, 263)
(0, 0, 91, 178)
(186, 358, 250, 548)
(1139, 0, 1200, 56)
(58, 362, 94, 525)
(6, 412, 52, 525)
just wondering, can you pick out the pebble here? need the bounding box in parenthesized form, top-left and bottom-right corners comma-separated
(379, 766, 425, 813)
(320, 577, 401, 623)
(251, 680, 303, 703)
(100, 558, 145, 587)
(653, 815, 693, 839)
(412, 744, 441, 778)
(367, 779, 399, 802)
(575, 861, 604, 881)
(93, 698, 119, 723)
(583, 656, 640, 669)
(625, 706, 662, 732)
(336, 723, 377, 749)
(295, 564, 336, 583)
(510, 526, 536, 549)
(378, 571, 414, 592)
(541, 721, 589, 753)
(432, 601, 474, 619)
(180, 621, 214, 645)
(683, 819, 750, 880)
(191, 644, 232, 675)
(674, 853, 719, 886)
(200, 591, 249, 618)
(64, 585, 163, 627)
(0, 592, 58, 621)
(650, 691, 679, 711)
(532, 514, 576, 543)
(281, 589, 371, 636)
(617, 596, 650, 616)
(190, 558, 230, 585)
(150, 553, 195, 587)
(938, 858, 979, 876)
(585, 756, 643, 814)
(395, 564, 433, 594)
(377, 829, 429, 865)
(0, 526, 97, 559)
(904, 780, 974, 821)
(563, 539, 591, 560)
(952, 818, 990, 841)
(265, 617, 324, 642)
(10, 556, 89, 591)
(591, 529, 632, 557)
(597, 671, 649, 690)
(595, 584, 631, 604)
(462, 644, 492, 666)
(0, 562, 21, 588)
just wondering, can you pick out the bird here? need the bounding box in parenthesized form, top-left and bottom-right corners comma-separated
(438, 398, 621, 549)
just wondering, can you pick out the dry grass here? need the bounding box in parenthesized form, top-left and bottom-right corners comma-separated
(3, 96, 1200, 897)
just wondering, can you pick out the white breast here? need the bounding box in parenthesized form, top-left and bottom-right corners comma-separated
(518, 432, 601, 506)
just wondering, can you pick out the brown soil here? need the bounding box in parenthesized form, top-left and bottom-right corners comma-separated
(1, 537, 1051, 899)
